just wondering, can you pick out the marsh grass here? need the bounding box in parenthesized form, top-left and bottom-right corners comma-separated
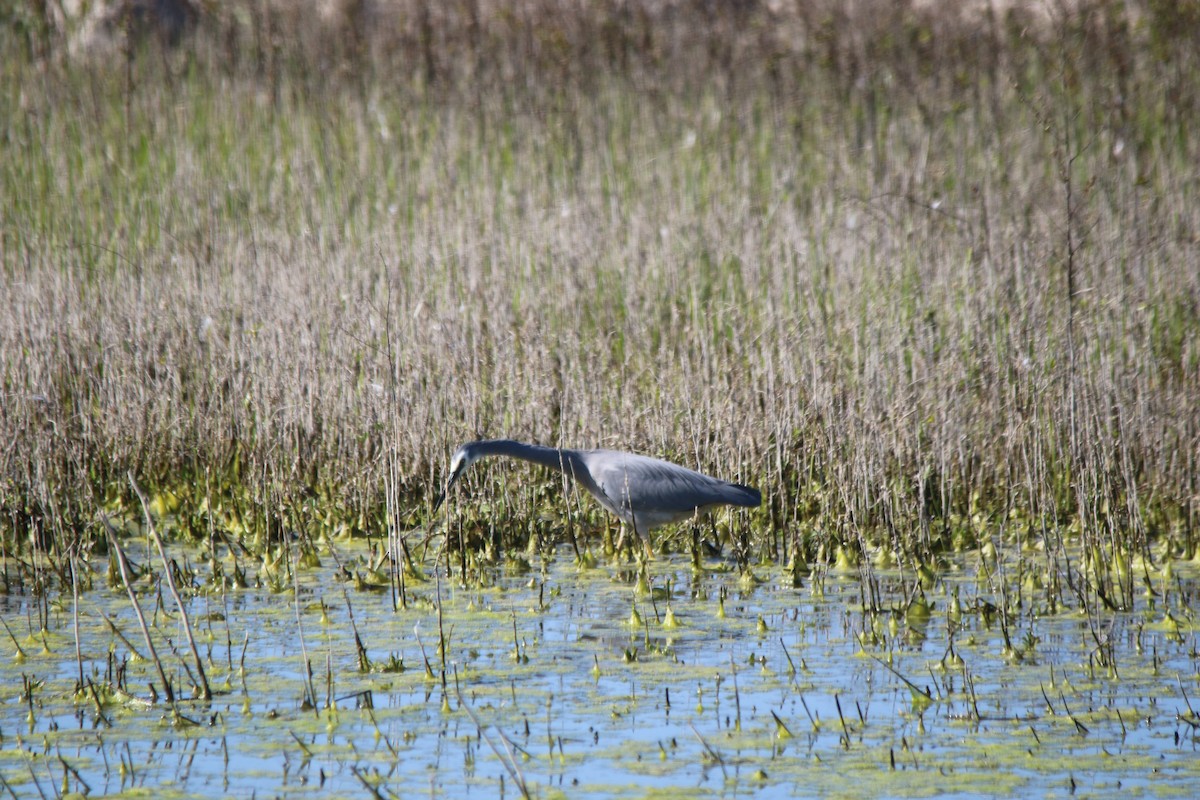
(1, 1, 1198, 611)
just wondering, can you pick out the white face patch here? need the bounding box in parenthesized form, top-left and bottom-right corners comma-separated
(450, 448, 477, 477)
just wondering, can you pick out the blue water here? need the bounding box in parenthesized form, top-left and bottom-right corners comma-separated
(3, 543, 1197, 798)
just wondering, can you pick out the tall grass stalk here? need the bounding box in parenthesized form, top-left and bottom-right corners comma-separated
(1, 2, 1197, 607)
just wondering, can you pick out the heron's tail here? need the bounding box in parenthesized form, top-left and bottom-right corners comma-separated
(726, 483, 762, 508)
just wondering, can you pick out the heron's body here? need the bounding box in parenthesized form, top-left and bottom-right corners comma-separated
(435, 439, 760, 548)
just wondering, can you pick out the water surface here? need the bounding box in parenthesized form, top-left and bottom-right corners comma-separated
(2, 539, 1198, 798)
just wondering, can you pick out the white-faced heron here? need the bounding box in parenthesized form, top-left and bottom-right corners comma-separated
(433, 439, 761, 555)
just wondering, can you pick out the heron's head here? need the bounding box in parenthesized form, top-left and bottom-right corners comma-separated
(432, 444, 480, 511)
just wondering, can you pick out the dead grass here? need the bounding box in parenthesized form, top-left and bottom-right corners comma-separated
(1, 2, 1198, 605)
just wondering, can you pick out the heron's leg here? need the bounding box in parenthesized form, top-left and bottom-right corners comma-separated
(620, 507, 653, 562)
(638, 525, 655, 562)
(613, 524, 627, 555)
(614, 523, 653, 562)
(705, 517, 723, 557)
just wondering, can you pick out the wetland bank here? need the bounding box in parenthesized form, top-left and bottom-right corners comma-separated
(2, 1, 1199, 796)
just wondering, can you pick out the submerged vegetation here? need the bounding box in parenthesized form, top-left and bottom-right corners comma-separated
(1, 2, 1199, 601)
(2, 2, 1200, 796)
(5, 539, 1200, 798)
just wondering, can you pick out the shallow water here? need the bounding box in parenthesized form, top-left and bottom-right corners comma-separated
(2, 539, 1198, 798)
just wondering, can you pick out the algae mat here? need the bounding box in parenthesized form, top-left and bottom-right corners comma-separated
(2, 539, 1198, 798)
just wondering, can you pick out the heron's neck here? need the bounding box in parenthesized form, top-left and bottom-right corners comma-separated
(473, 440, 581, 474)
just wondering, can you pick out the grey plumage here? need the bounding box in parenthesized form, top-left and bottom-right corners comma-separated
(433, 439, 761, 551)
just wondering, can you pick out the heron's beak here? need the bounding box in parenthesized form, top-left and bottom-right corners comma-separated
(432, 467, 463, 514)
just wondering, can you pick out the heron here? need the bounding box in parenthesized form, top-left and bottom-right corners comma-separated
(433, 439, 761, 556)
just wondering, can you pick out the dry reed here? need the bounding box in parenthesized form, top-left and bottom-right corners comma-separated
(1, 2, 1197, 600)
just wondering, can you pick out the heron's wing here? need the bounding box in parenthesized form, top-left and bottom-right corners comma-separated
(587, 452, 754, 516)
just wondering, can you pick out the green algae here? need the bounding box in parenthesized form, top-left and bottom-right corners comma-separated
(1, 538, 1199, 798)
